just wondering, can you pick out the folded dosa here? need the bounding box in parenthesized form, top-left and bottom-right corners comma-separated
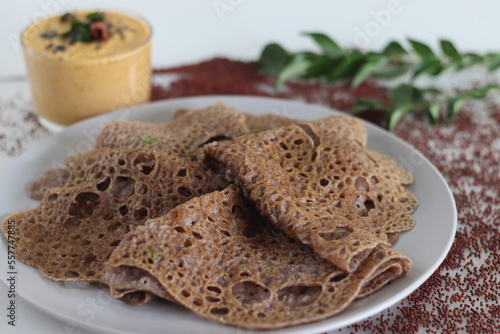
(203, 115, 418, 272)
(105, 185, 411, 329)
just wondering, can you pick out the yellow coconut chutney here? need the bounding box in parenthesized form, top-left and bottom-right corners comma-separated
(22, 11, 151, 125)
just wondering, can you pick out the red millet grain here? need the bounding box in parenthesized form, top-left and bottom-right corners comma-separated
(151, 58, 390, 127)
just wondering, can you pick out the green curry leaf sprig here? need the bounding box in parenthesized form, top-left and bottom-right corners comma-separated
(258, 33, 500, 130)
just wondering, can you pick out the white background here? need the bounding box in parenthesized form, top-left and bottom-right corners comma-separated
(2, 0, 500, 78)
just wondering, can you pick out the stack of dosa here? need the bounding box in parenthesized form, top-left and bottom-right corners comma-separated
(2, 102, 418, 329)
(4, 103, 250, 304)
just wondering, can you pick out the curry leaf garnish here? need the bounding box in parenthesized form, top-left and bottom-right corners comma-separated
(276, 53, 311, 87)
(86, 12, 105, 22)
(302, 32, 344, 60)
(258, 33, 500, 129)
(349, 85, 500, 130)
(60, 11, 108, 43)
(60, 13, 75, 23)
(61, 19, 92, 43)
(257, 43, 289, 77)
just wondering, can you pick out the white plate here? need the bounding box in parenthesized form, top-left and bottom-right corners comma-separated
(0, 96, 457, 334)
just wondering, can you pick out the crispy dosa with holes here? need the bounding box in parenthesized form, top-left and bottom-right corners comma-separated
(203, 115, 418, 272)
(10, 103, 252, 303)
(105, 185, 411, 329)
(27, 102, 248, 200)
(173, 104, 303, 133)
(26, 167, 70, 200)
(95, 102, 248, 162)
(243, 114, 301, 133)
(2, 147, 231, 303)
